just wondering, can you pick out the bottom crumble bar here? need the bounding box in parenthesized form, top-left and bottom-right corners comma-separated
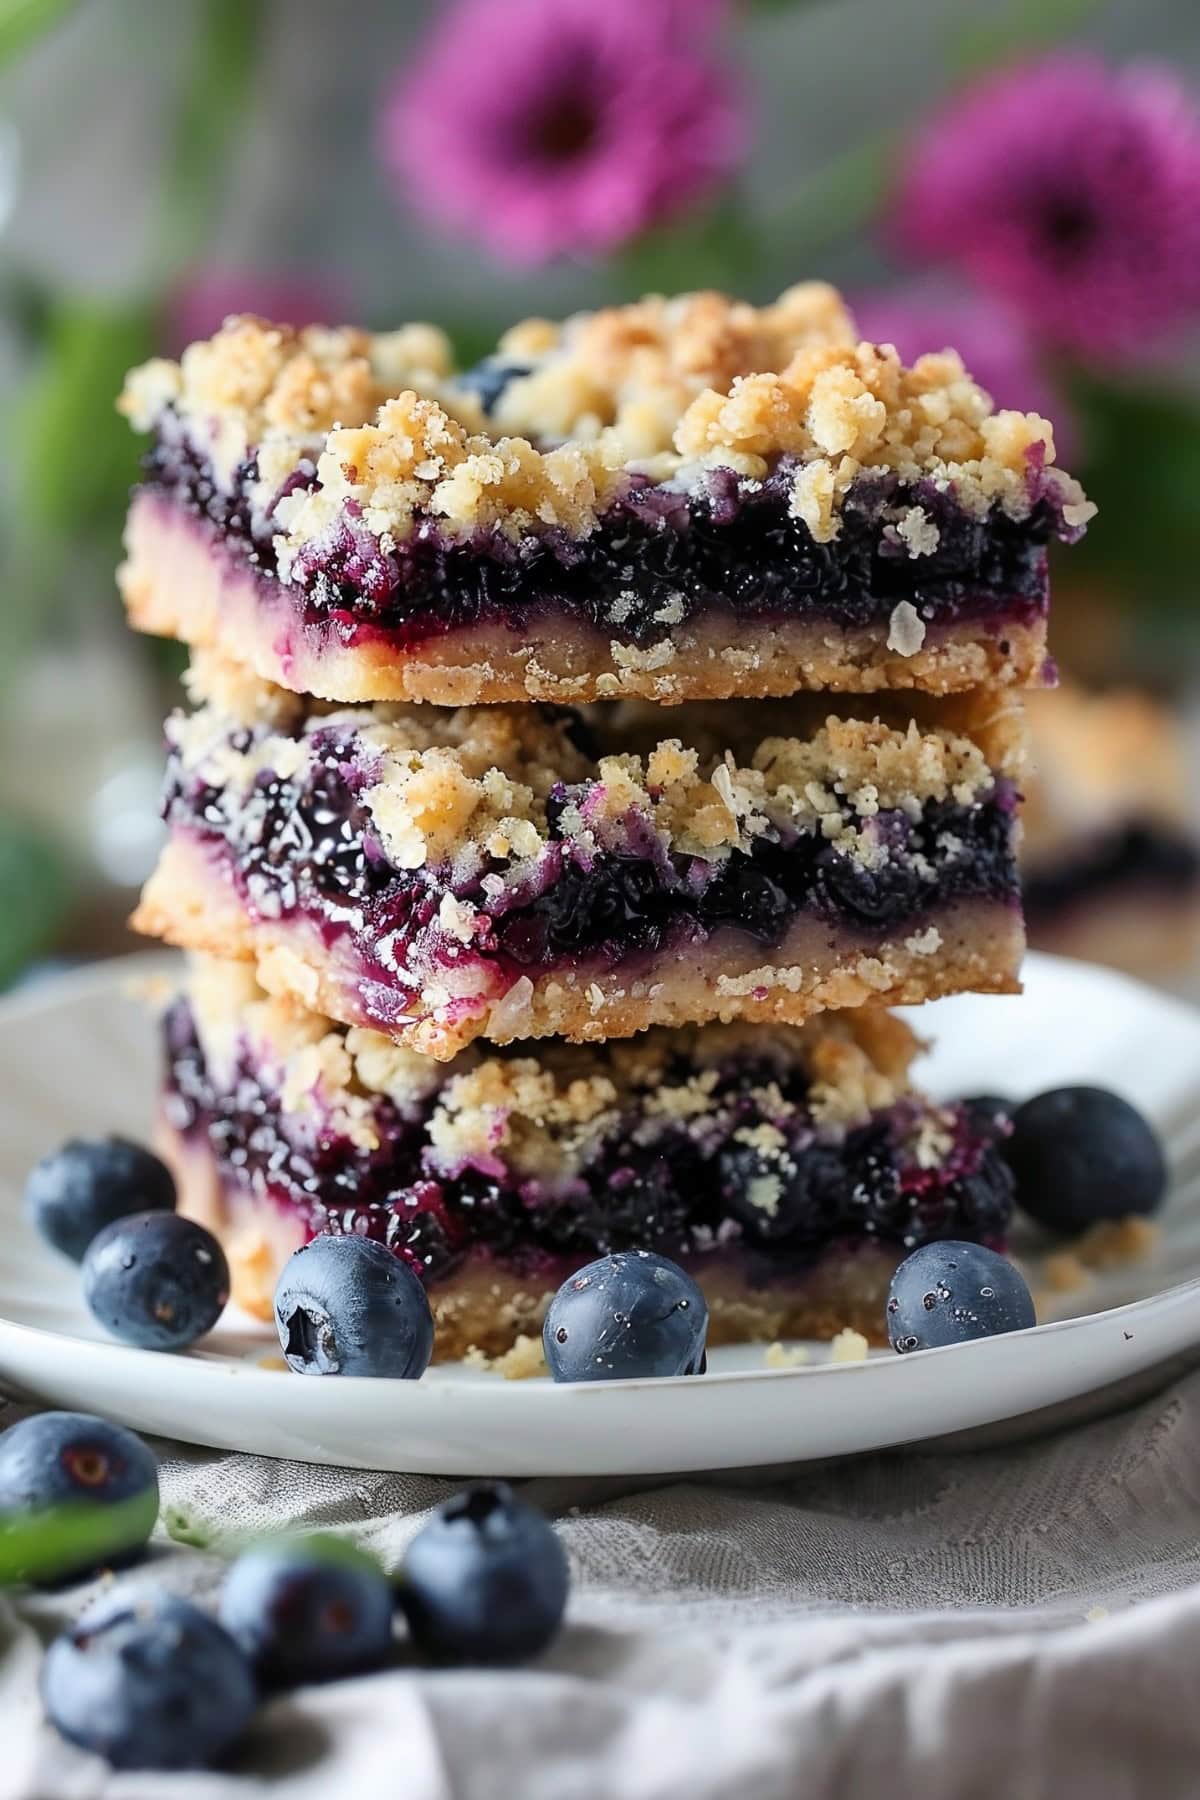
(160, 958, 1016, 1361)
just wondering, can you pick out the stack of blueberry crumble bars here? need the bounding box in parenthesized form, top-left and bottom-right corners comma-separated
(117, 284, 1093, 1359)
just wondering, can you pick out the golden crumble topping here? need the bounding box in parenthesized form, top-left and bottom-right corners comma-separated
(183, 954, 921, 1186)
(119, 315, 456, 491)
(121, 284, 1091, 547)
(173, 664, 1022, 898)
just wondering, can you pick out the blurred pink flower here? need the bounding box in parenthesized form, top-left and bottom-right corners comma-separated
(166, 270, 348, 354)
(852, 282, 1077, 460)
(893, 55, 1200, 359)
(381, 0, 745, 265)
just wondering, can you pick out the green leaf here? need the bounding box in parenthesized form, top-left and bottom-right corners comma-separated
(155, 0, 266, 277)
(1067, 375, 1200, 614)
(951, 0, 1105, 75)
(0, 1495, 158, 1585)
(0, 0, 78, 67)
(9, 299, 155, 537)
(0, 814, 72, 988)
(763, 135, 894, 255)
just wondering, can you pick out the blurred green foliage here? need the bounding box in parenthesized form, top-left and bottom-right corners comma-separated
(1070, 376, 1200, 615)
(0, 818, 73, 987)
(0, 0, 77, 67)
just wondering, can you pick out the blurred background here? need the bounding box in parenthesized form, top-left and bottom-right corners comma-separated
(2, 0, 1199, 992)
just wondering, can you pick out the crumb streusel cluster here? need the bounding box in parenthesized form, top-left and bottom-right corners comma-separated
(177, 653, 1021, 894)
(119, 284, 1093, 562)
(186, 954, 922, 1185)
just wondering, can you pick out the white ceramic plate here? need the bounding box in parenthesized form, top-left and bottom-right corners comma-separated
(1, 952, 1200, 1476)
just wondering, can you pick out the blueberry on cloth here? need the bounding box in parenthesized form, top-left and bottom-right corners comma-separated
(41, 1589, 255, 1770)
(400, 1481, 568, 1665)
(81, 1212, 229, 1351)
(24, 1137, 176, 1262)
(273, 1233, 434, 1377)
(1005, 1085, 1167, 1236)
(543, 1250, 708, 1381)
(0, 1412, 158, 1581)
(887, 1240, 1036, 1353)
(219, 1535, 395, 1683)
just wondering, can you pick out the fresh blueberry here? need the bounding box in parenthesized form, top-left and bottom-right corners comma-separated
(81, 1212, 229, 1351)
(0, 1412, 159, 1581)
(273, 1234, 434, 1377)
(24, 1138, 176, 1263)
(1005, 1085, 1167, 1236)
(400, 1482, 568, 1665)
(887, 1240, 1036, 1353)
(543, 1250, 708, 1382)
(41, 1588, 255, 1769)
(455, 357, 532, 415)
(219, 1535, 394, 1684)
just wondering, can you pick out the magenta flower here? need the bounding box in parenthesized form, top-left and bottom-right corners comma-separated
(381, 0, 745, 265)
(893, 55, 1200, 358)
(166, 270, 349, 354)
(852, 282, 1076, 460)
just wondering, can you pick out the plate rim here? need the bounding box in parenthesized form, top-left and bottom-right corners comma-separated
(2, 950, 1199, 1472)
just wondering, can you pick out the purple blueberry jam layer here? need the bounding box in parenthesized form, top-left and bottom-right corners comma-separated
(161, 960, 1016, 1355)
(118, 293, 1092, 705)
(134, 663, 1027, 1056)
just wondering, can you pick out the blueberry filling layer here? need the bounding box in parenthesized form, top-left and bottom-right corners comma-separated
(1024, 821, 1200, 925)
(162, 723, 1020, 1002)
(141, 429, 1073, 652)
(162, 999, 1015, 1287)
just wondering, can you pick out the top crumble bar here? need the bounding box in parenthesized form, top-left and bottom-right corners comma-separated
(118, 284, 1094, 707)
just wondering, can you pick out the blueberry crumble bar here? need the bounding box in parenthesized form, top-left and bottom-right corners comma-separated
(1023, 684, 1200, 975)
(118, 286, 1092, 707)
(134, 655, 1027, 1058)
(161, 958, 1016, 1356)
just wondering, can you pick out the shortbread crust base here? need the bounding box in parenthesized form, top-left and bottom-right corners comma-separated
(122, 490, 1050, 707)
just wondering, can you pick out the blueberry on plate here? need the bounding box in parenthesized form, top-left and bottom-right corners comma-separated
(81, 1212, 229, 1351)
(400, 1481, 568, 1666)
(219, 1535, 394, 1684)
(1005, 1085, 1167, 1236)
(41, 1588, 255, 1770)
(273, 1234, 434, 1377)
(543, 1250, 708, 1382)
(887, 1240, 1036, 1353)
(24, 1137, 176, 1263)
(0, 1412, 159, 1582)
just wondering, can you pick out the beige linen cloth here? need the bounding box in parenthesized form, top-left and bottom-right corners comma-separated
(5, 1358, 1200, 1799)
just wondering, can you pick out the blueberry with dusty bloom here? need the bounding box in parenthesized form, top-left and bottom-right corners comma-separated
(219, 1536, 395, 1683)
(42, 1590, 255, 1769)
(82, 1213, 229, 1351)
(887, 1242, 1035, 1353)
(543, 1251, 708, 1381)
(400, 1482, 568, 1665)
(25, 1137, 176, 1263)
(0, 1412, 159, 1580)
